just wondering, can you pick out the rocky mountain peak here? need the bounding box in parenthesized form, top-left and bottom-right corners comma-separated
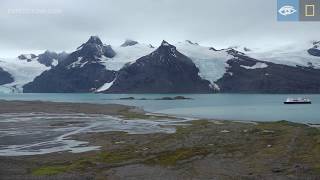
(42, 50, 58, 57)
(76, 36, 115, 59)
(77, 36, 103, 51)
(243, 47, 251, 52)
(226, 48, 245, 56)
(185, 40, 199, 45)
(104, 40, 211, 93)
(18, 54, 37, 62)
(85, 36, 103, 46)
(121, 39, 138, 47)
(209, 47, 218, 51)
(308, 41, 320, 57)
(37, 50, 69, 67)
(312, 40, 320, 46)
(160, 40, 171, 46)
(157, 40, 177, 56)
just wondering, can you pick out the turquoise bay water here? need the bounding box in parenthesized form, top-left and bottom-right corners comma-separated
(0, 93, 319, 123)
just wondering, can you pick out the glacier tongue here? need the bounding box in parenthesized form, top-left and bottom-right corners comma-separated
(176, 42, 233, 84)
(0, 58, 49, 93)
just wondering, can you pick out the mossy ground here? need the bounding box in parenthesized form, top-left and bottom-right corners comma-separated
(27, 119, 320, 178)
(118, 109, 176, 120)
(32, 166, 68, 176)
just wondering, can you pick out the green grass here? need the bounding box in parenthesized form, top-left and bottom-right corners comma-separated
(32, 165, 69, 176)
(32, 149, 141, 176)
(31, 119, 320, 176)
(97, 150, 140, 164)
(146, 147, 210, 166)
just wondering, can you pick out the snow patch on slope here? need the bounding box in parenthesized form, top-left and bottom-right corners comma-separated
(52, 59, 59, 66)
(67, 57, 87, 69)
(240, 62, 268, 69)
(0, 58, 50, 93)
(96, 80, 114, 92)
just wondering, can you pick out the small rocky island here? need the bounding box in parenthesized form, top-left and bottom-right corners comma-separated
(119, 96, 192, 100)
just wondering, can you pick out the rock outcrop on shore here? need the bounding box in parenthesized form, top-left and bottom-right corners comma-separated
(118, 96, 192, 100)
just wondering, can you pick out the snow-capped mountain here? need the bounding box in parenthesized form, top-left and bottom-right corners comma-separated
(175, 41, 320, 93)
(104, 41, 212, 93)
(23, 36, 116, 93)
(18, 51, 68, 67)
(216, 53, 320, 93)
(1, 36, 320, 93)
(244, 41, 320, 69)
(0, 50, 68, 93)
(0, 56, 51, 93)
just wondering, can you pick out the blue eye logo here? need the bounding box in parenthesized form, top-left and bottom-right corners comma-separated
(278, 5, 297, 16)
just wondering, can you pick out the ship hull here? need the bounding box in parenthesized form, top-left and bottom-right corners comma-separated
(284, 102, 311, 104)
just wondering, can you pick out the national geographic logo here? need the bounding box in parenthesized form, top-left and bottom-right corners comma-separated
(277, 0, 320, 21)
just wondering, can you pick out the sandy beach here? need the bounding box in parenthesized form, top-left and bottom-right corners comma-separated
(0, 100, 320, 180)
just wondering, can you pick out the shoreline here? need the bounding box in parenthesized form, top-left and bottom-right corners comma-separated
(0, 100, 320, 179)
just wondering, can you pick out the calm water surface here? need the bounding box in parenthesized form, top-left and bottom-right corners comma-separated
(0, 93, 319, 123)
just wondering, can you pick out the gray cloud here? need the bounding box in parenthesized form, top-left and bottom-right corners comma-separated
(0, 0, 318, 57)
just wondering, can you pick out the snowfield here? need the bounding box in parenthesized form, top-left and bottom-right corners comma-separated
(0, 58, 50, 93)
(246, 42, 320, 69)
(99, 43, 154, 71)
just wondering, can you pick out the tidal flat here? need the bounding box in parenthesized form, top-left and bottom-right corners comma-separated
(0, 100, 320, 180)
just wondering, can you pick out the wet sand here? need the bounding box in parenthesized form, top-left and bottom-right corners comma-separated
(0, 100, 320, 180)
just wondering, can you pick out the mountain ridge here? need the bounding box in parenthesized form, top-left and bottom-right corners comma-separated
(0, 36, 319, 93)
(105, 41, 212, 93)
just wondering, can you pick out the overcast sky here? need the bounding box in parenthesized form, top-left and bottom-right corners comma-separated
(0, 0, 318, 57)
